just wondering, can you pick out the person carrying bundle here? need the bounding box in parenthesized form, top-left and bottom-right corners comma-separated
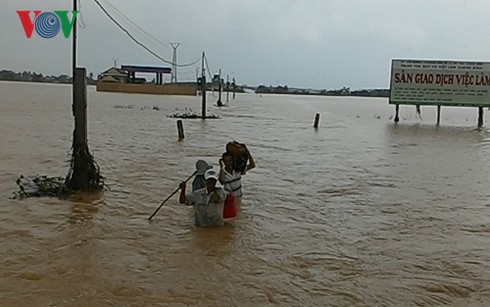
(219, 141, 255, 214)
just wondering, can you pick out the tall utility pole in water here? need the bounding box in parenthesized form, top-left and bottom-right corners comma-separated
(67, 2, 102, 190)
(217, 69, 223, 106)
(72, 0, 77, 100)
(170, 43, 180, 83)
(226, 74, 230, 103)
(201, 52, 207, 119)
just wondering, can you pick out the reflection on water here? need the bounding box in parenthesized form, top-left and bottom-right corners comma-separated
(1, 82, 489, 306)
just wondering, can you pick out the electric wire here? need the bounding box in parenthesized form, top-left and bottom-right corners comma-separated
(204, 55, 214, 80)
(78, 0, 87, 29)
(93, 0, 201, 68)
(103, 0, 170, 50)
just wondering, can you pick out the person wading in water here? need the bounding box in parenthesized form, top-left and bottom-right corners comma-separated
(219, 143, 255, 214)
(179, 169, 227, 227)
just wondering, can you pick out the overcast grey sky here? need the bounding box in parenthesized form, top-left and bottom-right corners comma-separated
(2, 0, 490, 89)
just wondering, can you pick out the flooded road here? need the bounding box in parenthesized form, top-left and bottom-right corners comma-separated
(1, 81, 489, 306)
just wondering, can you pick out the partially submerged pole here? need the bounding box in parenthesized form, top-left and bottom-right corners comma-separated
(436, 105, 441, 125)
(69, 67, 88, 188)
(201, 52, 206, 119)
(66, 68, 103, 190)
(394, 104, 400, 123)
(313, 113, 320, 129)
(177, 120, 184, 140)
(65, 2, 102, 191)
(478, 107, 484, 127)
(232, 78, 236, 100)
(226, 74, 230, 103)
(73, 68, 87, 149)
(72, 0, 77, 120)
(217, 69, 223, 106)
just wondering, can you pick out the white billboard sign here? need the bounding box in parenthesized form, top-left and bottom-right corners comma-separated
(390, 59, 490, 106)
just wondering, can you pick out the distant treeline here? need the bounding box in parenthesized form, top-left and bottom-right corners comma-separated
(0, 69, 389, 97)
(254, 85, 389, 98)
(0, 69, 97, 85)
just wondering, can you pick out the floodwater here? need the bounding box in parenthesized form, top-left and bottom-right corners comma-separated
(1, 81, 489, 306)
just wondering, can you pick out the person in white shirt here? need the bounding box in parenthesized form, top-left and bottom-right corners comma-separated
(179, 169, 227, 227)
(218, 145, 255, 212)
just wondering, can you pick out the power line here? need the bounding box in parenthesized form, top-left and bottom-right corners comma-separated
(204, 55, 213, 80)
(102, 0, 170, 50)
(93, 0, 201, 68)
(77, 0, 86, 29)
(104, 0, 195, 59)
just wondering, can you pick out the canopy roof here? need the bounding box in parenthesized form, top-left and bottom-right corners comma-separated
(121, 65, 172, 74)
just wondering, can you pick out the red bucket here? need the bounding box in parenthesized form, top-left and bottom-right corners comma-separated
(223, 193, 237, 219)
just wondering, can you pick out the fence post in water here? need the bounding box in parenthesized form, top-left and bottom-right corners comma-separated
(478, 107, 484, 127)
(394, 104, 400, 123)
(436, 105, 441, 125)
(313, 113, 320, 129)
(177, 120, 184, 140)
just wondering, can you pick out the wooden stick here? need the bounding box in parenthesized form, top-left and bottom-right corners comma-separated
(148, 171, 197, 220)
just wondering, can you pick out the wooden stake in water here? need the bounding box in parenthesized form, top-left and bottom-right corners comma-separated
(478, 107, 484, 127)
(436, 105, 441, 125)
(177, 120, 184, 140)
(394, 104, 400, 123)
(313, 113, 320, 128)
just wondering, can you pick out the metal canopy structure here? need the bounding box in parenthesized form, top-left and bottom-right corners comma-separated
(121, 65, 172, 74)
(121, 65, 172, 85)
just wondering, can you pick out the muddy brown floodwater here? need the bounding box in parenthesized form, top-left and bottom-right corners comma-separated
(1, 81, 489, 306)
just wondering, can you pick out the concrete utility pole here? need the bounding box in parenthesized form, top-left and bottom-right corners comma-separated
(72, 0, 77, 103)
(226, 74, 230, 103)
(170, 43, 180, 83)
(66, 1, 102, 191)
(112, 58, 119, 68)
(201, 52, 207, 119)
(217, 69, 223, 106)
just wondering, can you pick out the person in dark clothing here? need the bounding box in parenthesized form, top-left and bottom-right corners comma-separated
(192, 160, 212, 192)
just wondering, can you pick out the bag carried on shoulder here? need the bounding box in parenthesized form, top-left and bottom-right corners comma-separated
(226, 141, 249, 173)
